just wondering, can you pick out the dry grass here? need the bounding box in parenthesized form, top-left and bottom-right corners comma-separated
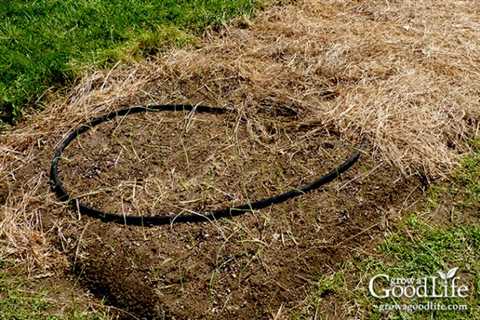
(41, 0, 480, 176)
(0, 0, 479, 311)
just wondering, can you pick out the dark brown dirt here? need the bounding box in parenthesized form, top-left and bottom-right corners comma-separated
(44, 109, 423, 319)
(1, 100, 424, 320)
(58, 110, 354, 216)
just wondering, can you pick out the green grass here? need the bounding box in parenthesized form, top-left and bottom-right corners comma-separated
(298, 225, 480, 319)
(0, 0, 258, 122)
(296, 141, 480, 319)
(454, 140, 480, 208)
(0, 267, 110, 320)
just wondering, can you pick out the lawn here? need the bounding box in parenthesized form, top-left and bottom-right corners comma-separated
(0, 0, 257, 122)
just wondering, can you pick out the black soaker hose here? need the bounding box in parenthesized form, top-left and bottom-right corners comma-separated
(50, 104, 365, 226)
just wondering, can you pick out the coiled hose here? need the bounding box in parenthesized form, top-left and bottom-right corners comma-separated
(50, 104, 365, 226)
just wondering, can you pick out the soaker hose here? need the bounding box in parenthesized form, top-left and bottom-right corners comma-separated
(50, 104, 365, 226)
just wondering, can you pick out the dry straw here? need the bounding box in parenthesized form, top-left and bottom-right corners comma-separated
(48, 0, 480, 176)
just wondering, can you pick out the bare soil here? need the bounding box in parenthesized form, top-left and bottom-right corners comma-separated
(50, 110, 421, 319)
(59, 110, 355, 216)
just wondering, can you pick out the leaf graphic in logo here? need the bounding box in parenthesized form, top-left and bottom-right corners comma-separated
(438, 267, 459, 281)
(446, 267, 459, 279)
(438, 270, 447, 280)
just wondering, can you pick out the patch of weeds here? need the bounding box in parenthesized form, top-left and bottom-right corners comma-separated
(296, 223, 480, 319)
(372, 222, 480, 319)
(453, 140, 480, 208)
(313, 271, 345, 301)
(297, 142, 480, 319)
(424, 185, 446, 211)
(0, 266, 110, 320)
